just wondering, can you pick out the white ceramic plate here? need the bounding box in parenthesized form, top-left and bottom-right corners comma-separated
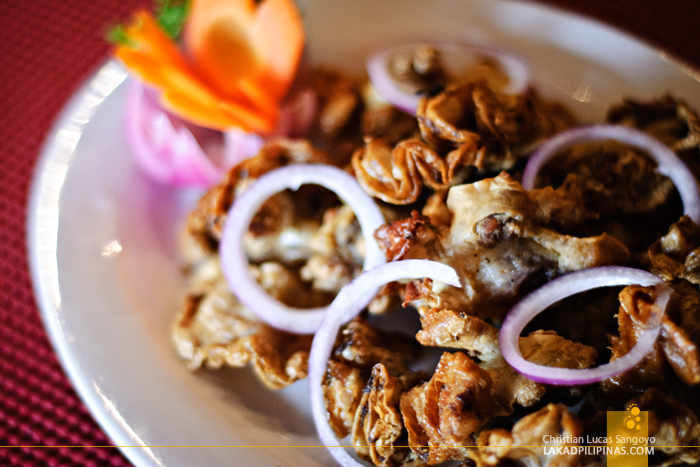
(27, 0, 700, 466)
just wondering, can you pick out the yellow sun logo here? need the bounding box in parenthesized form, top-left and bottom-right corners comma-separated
(623, 404, 642, 430)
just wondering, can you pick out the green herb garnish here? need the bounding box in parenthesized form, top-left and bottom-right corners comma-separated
(156, 0, 191, 40)
(107, 23, 134, 46)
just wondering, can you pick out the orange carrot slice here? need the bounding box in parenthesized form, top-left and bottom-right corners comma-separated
(114, 0, 304, 133)
(185, 0, 305, 102)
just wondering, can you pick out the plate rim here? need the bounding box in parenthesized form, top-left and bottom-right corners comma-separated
(26, 59, 159, 467)
(518, 0, 700, 80)
(24, 1, 700, 466)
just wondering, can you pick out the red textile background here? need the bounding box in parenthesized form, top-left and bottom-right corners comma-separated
(0, 1, 698, 466)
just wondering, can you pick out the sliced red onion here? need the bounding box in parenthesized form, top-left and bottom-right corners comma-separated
(126, 81, 312, 187)
(223, 128, 265, 168)
(499, 266, 671, 386)
(219, 164, 387, 334)
(521, 124, 700, 224)
(125, 79, 223, 186)
(308, 260, 460, 467)
(366, 42, 529, 115)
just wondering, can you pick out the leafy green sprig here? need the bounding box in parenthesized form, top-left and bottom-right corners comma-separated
(156, 0, 191, 39)
(107, 0, 191, 45)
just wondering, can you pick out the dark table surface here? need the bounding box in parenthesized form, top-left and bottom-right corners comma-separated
(1, 0, 699, 465)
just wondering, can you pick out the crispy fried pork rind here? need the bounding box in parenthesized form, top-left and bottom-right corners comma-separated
(352, 364, 411, 467)
(172, 258, 312, 389)
(659, 281, 700, 386)
(400, 351, 493, 464)
(604, 282, 700, 394)
(361, 92, 421, 146)
(648, 215, 700, 285)
(313, 67, 423, 164)
(386, 44, 448, 92)
(324, 359, 364, 438)
(374, 211, 444, 263)
(602, 285, 667, 394)
(533, 140, 677, 216)
(521, 330, 598, 371)
(527, 173, 598, 234)
(182, 139, 336, 262)
(332, 317, 419, 376)
(352, 81, 574, 204)
(308, 68, 366, 165)
(383, 45, 521, 100)
(416, 308, 500, 360)
(300, 204, 366, 293)
(487, 330, 596, 415)
(607, 95, 700, 179)
(352, 138, 449, 205)
(528, 97, 700, 251)
(379, 173, 630, 320)
(629, 389, 700, 467)
(414, 302, 597, 415)
(322, 317, 421, 439)
(174, 72, 700, 467)
(471, 403, 584, 467)
(481, 356, 547, 416)
(447, 173, 630, 277)
(531, 138, 685, 252)
(417, 82, 573, 167)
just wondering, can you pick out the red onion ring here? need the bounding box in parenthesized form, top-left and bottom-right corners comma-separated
(366, 42, 529, 115)
(308, 260, 460, 467)
(125, 79, 223, 186)
(521, 124, 700, 224)
(499, 266, 672, 386)
(126, 80, 315, 187)
(219, 164, 386, 334)
(222, 128, 264, 168)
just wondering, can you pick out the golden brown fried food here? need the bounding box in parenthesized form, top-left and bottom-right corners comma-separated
(352, 137, 449, 204)
(416, 308, 500, 361)
(401, 351, 493, 464)
(323, 317, 423, 438)
(324, 359, 365, 438)
(659, 281, 700, 386)
(378, 173, 630, 320)
(352, 364, 410, 467)
(172, 258, 313, 388)
(418, 81, 573, 167)
(300, 204, 365, 293)
(604, 282, 700, 394)
(648, 215, 700, 285)
(352, 81, 574, 205)
(629, 389, 700, 466)
(602, 285, 667, 394)
(183, 139, 336, 261)
(174, 61, 700, 467)
(607, 95, 700, 179)
(471, 403, 584, 467)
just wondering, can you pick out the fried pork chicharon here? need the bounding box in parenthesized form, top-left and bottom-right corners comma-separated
(175, 57, 700, 467)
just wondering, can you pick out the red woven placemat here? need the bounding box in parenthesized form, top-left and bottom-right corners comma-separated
(0, 1, 699, 466)
(0, 2, 149, 465)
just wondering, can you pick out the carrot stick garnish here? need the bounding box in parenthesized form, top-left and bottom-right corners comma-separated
(114, 0, 305, 133)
